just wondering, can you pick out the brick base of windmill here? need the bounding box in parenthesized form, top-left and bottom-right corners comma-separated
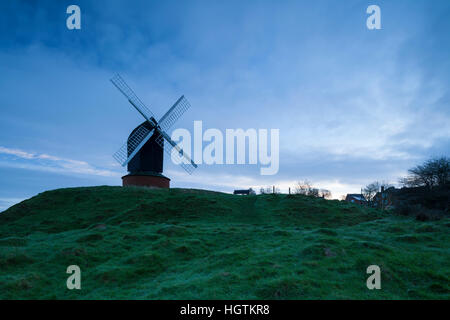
(122, 171, 170, 188)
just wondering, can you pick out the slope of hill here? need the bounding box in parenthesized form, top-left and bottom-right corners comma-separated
(0, 186, 448, 299)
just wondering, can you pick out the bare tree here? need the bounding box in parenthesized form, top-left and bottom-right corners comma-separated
(363, 181, 380, 206)
(320, 189, 332, 199)
(400, 156, 450, 188)
(430, 157, 450, 186)
(294, 180, 312, 195)
(309, 188, 320, 197)
(294, 181, 331, 198)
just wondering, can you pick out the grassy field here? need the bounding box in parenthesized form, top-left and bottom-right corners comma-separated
(0, 186, 448, 299)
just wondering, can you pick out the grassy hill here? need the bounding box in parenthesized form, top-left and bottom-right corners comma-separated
(0, 186, 448, 299)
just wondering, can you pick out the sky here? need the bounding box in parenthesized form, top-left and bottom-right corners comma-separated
(0, 0, 449, 210)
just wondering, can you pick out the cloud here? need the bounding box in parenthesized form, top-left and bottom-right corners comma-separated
(0, 1, 449, 205)
(0, 146, 120, 178)
(0, 146, 35, 159)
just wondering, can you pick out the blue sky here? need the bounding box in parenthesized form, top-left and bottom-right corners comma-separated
(0, 0, 449, 209)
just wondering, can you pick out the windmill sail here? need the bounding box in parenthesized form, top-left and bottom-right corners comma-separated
(158, 95, 191, 132)
(110, 74, 157, 126)
(156, 95, 197, 174)
(111, 73, 197, 174)
(155, 131, 197, 174)
(113, 125, 154, 166)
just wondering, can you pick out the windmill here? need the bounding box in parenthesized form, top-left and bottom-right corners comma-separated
(111, 74, 197, 188)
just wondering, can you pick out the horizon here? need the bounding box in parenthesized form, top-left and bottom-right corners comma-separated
(1, 0, 449, 210)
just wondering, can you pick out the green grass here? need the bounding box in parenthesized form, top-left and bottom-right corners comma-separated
(0, 186, 448, 299)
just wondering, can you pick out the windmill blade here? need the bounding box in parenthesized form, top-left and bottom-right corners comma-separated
(113, 125, 154, 166)
(155, 130, 197, 174)
(158, 95, 191, 132)
(110, 74, 157, 126)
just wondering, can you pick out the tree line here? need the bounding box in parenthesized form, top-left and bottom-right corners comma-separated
(362, 156, 449, 205)
(399, 156, 449, 189)
(259, 180, 332, 199)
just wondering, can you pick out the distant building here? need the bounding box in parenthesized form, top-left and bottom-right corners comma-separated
(373, 186, 397, 209)
(233, 188, 256, 195)
(345, 194, 366, 205)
